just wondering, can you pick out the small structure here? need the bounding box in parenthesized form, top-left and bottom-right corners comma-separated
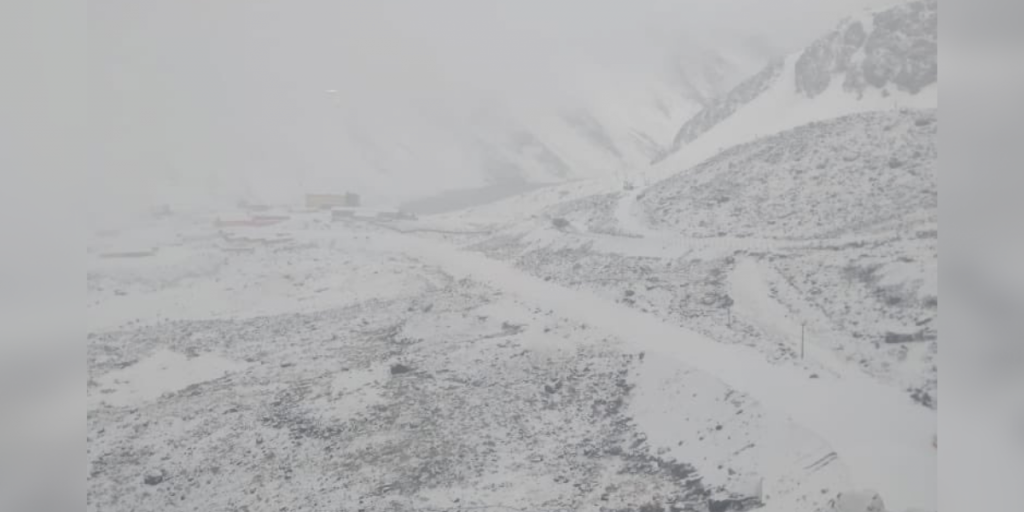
(882, 326, 937, 344)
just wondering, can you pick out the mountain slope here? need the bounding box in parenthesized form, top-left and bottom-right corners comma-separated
(640, 109, 937, 239)
(345, 44, 764, 206)
(449, 109, 939, 428)
(651, 0, 937, 176)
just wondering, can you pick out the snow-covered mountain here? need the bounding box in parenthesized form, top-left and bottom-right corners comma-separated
(651, 0, 937, 174)
(85, 4, 944, 512)
(316, 43, 766, 207)
(446, 110, 938, 404)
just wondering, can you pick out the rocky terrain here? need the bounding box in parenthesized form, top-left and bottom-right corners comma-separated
(664, 61, 786, 155)
(794, 0, 937, 98)
(451, 111, 938, 412)
(87, 210, 935, 512)
(660, 0, 937, 163)
(90, 219, 853, 512)
(89, 274, 722, 512)
(641, 110, 937, 240)
(87, 3, 939, 511)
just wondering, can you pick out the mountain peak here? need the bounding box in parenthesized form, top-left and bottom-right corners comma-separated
(794, 0, 937, 98)
(655, 0, 937, 167)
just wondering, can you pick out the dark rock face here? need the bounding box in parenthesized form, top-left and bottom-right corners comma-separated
(143, 469, 166, 485)
(795, 0, 937, 98)
(661, 1, 936, 162)
(389, 363, 413, 375)
(795, 34, 839, 98)
(708, 496, 762, 512)
(552, 217, 571, 230)
(665, 60, 785, 153)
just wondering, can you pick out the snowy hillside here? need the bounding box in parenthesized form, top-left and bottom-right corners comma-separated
(87, 216, 886, 512)
(88, 213, 937, 512)
(427, 1, 940, 228)
(447, 106, 938, 403)
(651, 0, 937, 177)
(640, 110, 937, 239)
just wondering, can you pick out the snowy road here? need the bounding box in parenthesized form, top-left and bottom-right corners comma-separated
(351, 231, 936, 512)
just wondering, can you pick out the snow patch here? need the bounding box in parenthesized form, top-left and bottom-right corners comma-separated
(91, 350, 250, 408)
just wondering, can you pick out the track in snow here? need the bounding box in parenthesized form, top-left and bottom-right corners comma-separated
(352, 231, 937, 512)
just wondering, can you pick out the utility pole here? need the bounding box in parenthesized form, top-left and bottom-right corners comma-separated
(801, 323, 806, 359)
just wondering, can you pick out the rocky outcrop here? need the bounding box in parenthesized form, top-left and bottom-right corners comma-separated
(657, 59, 785, 160)
(795, 0, 937, 98)
(662, 0, 937, 160)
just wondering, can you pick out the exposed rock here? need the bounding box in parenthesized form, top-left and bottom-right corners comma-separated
(665, 59, 786, 153)
(143, 468, 166, 486)
(796, 0, 937, 98)
(389, 363, 413, 375)
(708, 496, 762, 512)
(663, 0, 936, 161)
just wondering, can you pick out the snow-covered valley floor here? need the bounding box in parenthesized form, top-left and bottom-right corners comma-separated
(88, 211, 934, 512)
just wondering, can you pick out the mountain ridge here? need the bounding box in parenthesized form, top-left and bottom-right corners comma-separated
(655, 0, 937, 166)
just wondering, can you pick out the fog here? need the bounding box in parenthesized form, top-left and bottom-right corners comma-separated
(89, 0, 884, 226)
(13, 1, 1024, 511)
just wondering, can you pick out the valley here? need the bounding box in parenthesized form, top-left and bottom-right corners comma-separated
(87, 2, 938, 512)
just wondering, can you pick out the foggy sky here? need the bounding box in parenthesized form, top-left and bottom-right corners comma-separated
(89, 0, 889, 223)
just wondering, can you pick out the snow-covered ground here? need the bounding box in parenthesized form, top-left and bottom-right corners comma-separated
(88, 211, 935, 512)
(86, 2, 941, 511)
(450, 108, 938, 409)
(87, 102, 938, 512)
(640, 110, 937, 240)
(396, 87, 938, 512)
(381, 233, 936, 512)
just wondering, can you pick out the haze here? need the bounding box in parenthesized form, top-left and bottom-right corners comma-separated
(89, 0, 887, 227)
